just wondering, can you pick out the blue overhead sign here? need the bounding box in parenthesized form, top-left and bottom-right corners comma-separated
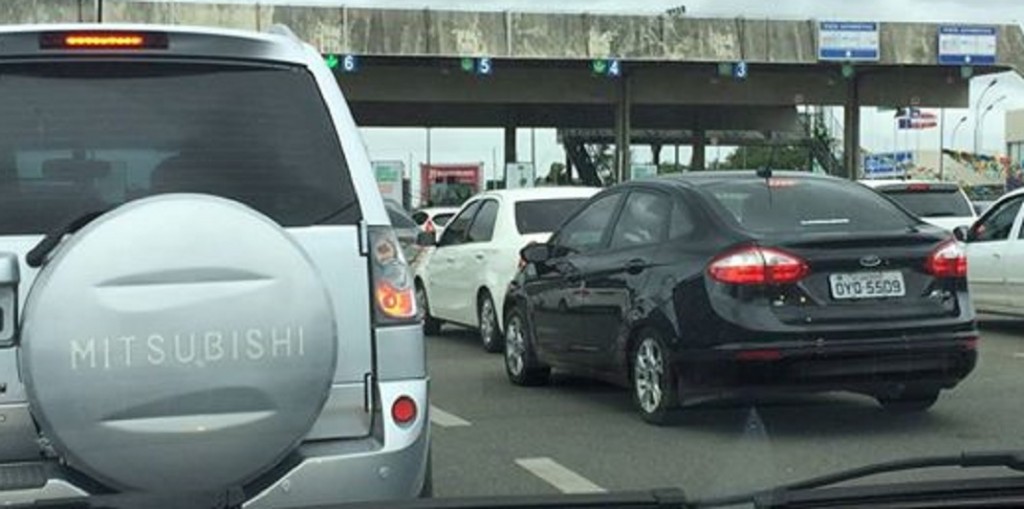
(818, 22, 880, 62)
(938, 25, 997, 65)
(864, 151, 913, 178)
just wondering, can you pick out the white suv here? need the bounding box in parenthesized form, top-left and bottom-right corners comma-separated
(860, 179, 977, 232)
(0, 24, 428, 507)
(415, 187, 599, 351)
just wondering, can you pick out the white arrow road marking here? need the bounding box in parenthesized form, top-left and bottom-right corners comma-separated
(515, 457, 606, 494)
(429, 405, 471, 427)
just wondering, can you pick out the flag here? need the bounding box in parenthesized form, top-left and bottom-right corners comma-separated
(897, 107, 937, 129)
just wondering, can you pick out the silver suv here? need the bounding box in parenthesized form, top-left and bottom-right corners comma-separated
(0, 24, 428, 507)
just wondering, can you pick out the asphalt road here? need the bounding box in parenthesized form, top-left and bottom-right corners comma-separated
(426, 316, 1024, 501)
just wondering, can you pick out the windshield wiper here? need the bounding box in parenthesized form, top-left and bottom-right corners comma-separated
(26, 209, 109, 268)
(312, 199, 360, 225)
(693, 450, 1024, 508)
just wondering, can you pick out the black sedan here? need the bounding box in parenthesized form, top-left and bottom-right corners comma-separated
(502, 171, 978, 424)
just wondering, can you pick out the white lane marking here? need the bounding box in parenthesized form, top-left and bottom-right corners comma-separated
(1013, 352, 1024, 359)
(429, 405, 471, 427)
(515, 457, 606, 494)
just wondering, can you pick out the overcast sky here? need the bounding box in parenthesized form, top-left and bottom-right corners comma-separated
(178, 0, 1024, 187)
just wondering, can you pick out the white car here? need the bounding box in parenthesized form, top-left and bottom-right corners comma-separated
(415, 187, 600, 351)
(860, 179, 977, 232)
(412, 206, 459, 235)
(959, 187, 1024, 316)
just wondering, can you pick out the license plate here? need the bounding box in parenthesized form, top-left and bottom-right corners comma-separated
(828, 271, 906, 300)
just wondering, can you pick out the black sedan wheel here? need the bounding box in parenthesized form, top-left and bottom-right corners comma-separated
(504, 308, 550, 386)
(632, 331, 679, 424)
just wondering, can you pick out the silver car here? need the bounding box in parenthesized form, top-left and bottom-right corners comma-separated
(0, 24, 428, 507)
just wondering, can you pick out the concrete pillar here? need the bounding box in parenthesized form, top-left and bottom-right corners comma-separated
(652, 144, 662, 166)
(564, 150, 574, 184)
(691, 130, 706, 171)
(504, 124, 517, 164)
(615, 77, 632, 182)
(843, 78, 861, 180)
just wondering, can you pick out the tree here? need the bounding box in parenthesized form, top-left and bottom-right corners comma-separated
(658, 163, 686, 175)
(724, 145, 810, 170)
(548, 162, 568, 184)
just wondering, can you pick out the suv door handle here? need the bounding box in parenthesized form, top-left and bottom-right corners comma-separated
(474, 253, 485, 261)
(626, 258, 648, 275)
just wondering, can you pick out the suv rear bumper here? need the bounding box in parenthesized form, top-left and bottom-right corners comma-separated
(675, 332, 978, 399)
(245, 377, 430, 508)
(0, 379, 429, 508)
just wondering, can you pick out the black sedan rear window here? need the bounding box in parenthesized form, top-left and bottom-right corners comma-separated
(0, 61, 358, 234)
(703, 178, 916, 234)
(515, 199, 588, 234)
(880, 188, 974, 218)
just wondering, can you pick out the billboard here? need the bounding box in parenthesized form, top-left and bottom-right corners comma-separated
(420, 163, 483, 207)
(863, 151, 913, 178)
(505, 162, 536, 189)
(372, 160, 405, 205)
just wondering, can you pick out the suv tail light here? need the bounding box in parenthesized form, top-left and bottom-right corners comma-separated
(369, 226, 417, 323)
(709, 246, 808, 285)
(925, 239, 967, 278)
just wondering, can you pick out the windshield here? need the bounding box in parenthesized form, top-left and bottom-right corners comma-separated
(702, 178, 917, 234)
(0, 61, 358, 234)
(881, 188, 975, 217)
(6, 7, 1024, 509)
(515, 198, 588, 234)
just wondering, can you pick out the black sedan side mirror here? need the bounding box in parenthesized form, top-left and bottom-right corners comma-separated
(953, 226, 970, 243)
(520, 243, 551, 264)
(416, 231, 437, 247)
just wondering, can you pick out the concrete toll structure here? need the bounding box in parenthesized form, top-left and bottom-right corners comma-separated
(4, 1, 1024, 181)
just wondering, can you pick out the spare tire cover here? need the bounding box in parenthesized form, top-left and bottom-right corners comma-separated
(21, 194, 337, 493)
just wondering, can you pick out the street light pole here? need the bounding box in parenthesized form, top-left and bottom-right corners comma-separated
(950, 116, 968, 150)
(973, 78, 998, 153)
(974, 94, 1007, 151)
(977, 95, 1008, 153)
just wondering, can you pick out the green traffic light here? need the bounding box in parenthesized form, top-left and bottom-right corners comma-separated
(592, 60, 608, 74)
(841, 63, 856, 79)
(460, 57, 475, 72)
(324, 54, 339, 70)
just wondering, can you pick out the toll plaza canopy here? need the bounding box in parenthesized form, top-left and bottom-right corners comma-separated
(5, 1, 1024, 180)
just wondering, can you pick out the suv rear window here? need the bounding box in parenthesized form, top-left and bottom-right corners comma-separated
(0, 61, 359, 234)
(702, 178, 915, 234)
(879, 187, 974, 218)
(515, 198, 588, 234)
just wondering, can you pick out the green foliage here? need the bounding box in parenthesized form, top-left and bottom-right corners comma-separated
(724, 145, 809, 170)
